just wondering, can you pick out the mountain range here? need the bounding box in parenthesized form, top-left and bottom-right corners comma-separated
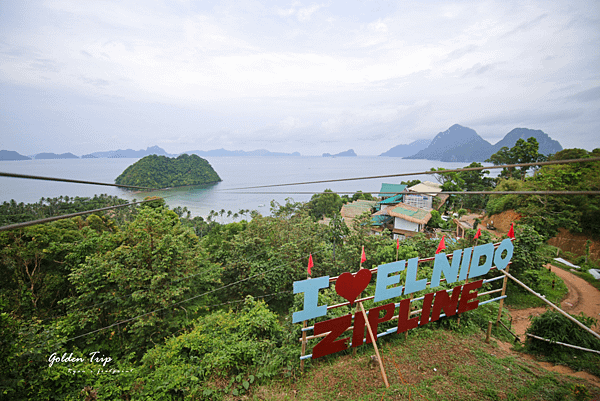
(398, 125, 562, 162)
(379, 139, 431, 157)
(323, 149, 357, 157)
(185, 148, 300, 157)
(0, 125, 564, 162)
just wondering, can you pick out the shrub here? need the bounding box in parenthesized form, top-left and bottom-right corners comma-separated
(525, 310, 600, 375)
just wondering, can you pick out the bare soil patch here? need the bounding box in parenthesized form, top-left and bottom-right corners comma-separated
(504, 264, 600, 387)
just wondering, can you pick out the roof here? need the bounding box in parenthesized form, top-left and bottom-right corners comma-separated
(378, 183, 407, 197)
(378, 193, 404, 205)
(340, 200, 377, 220)
(374, 203, 432, 225)
(408, 181, 442, 196)
(371, 215, 393, 226)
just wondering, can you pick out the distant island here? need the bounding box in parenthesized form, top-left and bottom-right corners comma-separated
(0, 150, 31, 161)
(323, 149, 357, 157)
(34, 152, 79, 160)
(184, 148, 301, 157)
(83, 145, 176, 159)
(115, 154, 221, 189)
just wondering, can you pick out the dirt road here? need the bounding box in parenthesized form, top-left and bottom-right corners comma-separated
(509, 265, 600, 340)
(503, 265, 600, 387)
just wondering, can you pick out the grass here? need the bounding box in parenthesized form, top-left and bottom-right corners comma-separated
(504, 266, 569, 309)
(249, 329, 599, 401)
(551, 260, 600, 292)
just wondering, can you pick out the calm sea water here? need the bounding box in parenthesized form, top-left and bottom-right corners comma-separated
(0, 157, 479, 218)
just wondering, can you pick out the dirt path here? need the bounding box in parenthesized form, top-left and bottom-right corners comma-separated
(509, 265, 600, 340)
(503, 264, 600, 387)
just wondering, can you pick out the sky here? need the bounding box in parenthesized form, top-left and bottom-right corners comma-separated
(0, 0, 598, 156)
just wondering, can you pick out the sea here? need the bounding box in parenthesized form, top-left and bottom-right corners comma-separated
(0, 157, 484, 218)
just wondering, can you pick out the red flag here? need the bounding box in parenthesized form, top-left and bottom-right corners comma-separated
(474, 228, 481, 239)
(396, 237, 400, 250)
(435, 236, 446, 254)
(508, 223, 515, 239)
(360, 246, 366, 263)
(307, 254, 313, 276)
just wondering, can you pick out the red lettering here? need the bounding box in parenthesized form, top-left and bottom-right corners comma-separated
(420, 292, 434, 326)
(352, 303, 395, 346)
(312, 314, 352, 359)
(458, 279, 483, 313)
(366, 303, 395, 343)
(397, 298, 419, 334)
(431, 286, 462, 322)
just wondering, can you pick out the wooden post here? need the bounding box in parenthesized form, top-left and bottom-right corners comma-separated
(301, 267, 311, 371)
(485, 321, 492, 343)
(458, 239, 477, 328)
(496, 264, 509, 326)
(300, 320, 307, 372)
(352, 302, 361, 356)
(353, 247, 365, 356)
(359, 302, 390, 388)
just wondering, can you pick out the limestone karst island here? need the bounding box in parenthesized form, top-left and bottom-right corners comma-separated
(115, 154, 221, 188)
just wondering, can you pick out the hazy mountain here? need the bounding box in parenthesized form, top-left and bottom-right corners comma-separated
(34, 152, 79, 159)
(184, 148, 301, 157)
(82, 145, 175, 158)
(0, 150, 31, 161)
(405, 124, 493, 162)
(490, 128, 562, 156)
(323, 149, 357, 157)
(379, 139, 431, 157)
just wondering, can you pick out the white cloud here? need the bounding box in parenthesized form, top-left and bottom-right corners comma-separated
(0, 0, 598, 155)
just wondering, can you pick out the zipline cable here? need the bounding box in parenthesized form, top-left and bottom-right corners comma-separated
(0, 171, 161, 190)
(216, 190, 600, 196)
(61, 248, 327, 345)
(219, 157, 600, 190)
(0, 199, 157, 232)
(40, 235, 317, 323)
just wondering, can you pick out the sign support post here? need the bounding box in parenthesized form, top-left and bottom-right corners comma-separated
(300, 320, 307, 372)
(496, 264, 509, 326)
(359, 301, 390, 388)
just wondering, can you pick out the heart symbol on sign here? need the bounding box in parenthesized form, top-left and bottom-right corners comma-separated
(335, 269, 372, 305)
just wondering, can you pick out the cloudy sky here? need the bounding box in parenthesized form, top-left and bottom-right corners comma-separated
(0, 0, 598, 156)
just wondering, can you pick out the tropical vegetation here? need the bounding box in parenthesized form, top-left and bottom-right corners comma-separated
(115, 154, 221, 189)
(1, 142, 599, 400)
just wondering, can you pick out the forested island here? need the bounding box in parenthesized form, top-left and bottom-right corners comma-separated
(2, 140, 600, 400)
(115, 153, 221, 188)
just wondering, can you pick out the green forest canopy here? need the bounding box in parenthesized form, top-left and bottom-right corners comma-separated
(115, 154, 221, 188)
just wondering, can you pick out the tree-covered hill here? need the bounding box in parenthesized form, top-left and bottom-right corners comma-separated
(115, 153, 221, 188)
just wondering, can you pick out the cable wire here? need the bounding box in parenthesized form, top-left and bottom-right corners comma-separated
(0, 171, 160, 190)
(216, 190, 600, 196)
(219, 157, 600, 190)
(0, 199, 154, 232)
(61, 248, 326, 344)
(41, 234, 317, 323)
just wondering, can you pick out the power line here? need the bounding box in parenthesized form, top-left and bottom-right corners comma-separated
(216, 190, 600, 196)
(62, 249, 325, 344)
(40, 234, 317, 323)
(0, 171, 160, 190)
(220, 157, 600, 191)
(0, 199, 155, 232)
